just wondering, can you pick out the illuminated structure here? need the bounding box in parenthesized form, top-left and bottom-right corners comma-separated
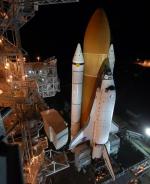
(0, 1, 78, 184)
(135, 59, 150, 68)
(25, 57, 60, 98)
(0, 49, 59, 107)
(0, 0, 78, 49)
(41, 109, 68, 150)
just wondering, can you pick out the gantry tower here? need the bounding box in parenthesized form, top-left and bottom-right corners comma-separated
(0, 0, 78, 53)
(0, 1, 79, 183)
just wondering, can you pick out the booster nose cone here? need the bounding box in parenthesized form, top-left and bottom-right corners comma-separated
(108, 44, 115, 74)
(73, 43, 84, 64)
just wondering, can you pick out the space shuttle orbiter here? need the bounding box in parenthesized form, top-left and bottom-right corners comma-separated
(70, 8, 117, 181)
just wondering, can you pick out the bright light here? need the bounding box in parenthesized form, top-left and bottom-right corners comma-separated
(3, 12, 8, 19)
(7, 79, 11, 83)
(0, 89, 3, 95)
(145, 128, 150, 136)
(5, 63, 10, 69)
(0, 39, 3, 44)
(37, 56, 40, 61)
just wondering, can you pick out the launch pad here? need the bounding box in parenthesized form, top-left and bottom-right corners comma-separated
(0, 1, 150, 184)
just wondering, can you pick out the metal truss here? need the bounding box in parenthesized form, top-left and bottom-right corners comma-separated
(15, 0, 79, 5)
(0, 0, 79, 51)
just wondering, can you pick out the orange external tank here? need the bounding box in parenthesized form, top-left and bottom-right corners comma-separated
(80, 8, 110, 127)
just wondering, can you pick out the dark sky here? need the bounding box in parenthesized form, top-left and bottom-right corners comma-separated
(20, 0, 150, 126)
(20, 0, 150, 61)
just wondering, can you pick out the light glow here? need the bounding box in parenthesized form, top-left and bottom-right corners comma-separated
(0, 39, 3, 44)
(5, 63, 10, 69)
(7, 78, 11, 83)
(37, 56, 40, 61)
(0, 89, 3, 95)
(135, 60, 150, 68)
(145, 128, 150, 136)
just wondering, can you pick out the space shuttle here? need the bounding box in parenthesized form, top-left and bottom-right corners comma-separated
(70, 8, 118, 181)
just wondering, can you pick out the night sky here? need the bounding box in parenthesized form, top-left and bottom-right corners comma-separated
(20, 0, 150, 60)
(20, 0, 150, 129)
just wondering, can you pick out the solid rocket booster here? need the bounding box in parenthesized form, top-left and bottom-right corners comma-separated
(71, 43, 84, 137)
(80, 9, 110, 126)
